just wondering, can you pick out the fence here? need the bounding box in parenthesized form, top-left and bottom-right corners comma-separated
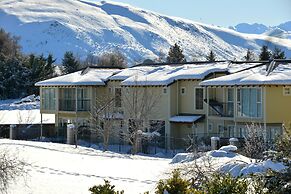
(1, 125, 247, 156)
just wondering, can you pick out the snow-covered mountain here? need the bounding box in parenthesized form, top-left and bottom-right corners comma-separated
(230, 22, 291, 39)
(0, 0, 290, 65)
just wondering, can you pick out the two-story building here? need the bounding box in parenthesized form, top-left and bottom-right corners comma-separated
(36, 60, 290, 148)
(200, 60, 291, 140)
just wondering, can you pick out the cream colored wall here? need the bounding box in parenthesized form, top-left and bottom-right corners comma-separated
(176, 80, 207, 114)
(266, 86, 291, 124)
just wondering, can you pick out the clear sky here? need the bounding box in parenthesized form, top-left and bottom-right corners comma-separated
(93, 0, 291, 27)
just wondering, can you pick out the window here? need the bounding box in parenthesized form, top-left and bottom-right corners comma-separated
(115, 88, 122, 107)
(283, 87, 291, 96)
(227, 88, 234, 116)
(208, 123, 213, 132)
(218, 125, 224, 136)
(59, 88, 75, 111)
(237, 88, 262, 118)
(228, 125, 235, 137)
(41, 88, 56, 110)
(77, 88, 90, 111)
(181, 87, 186, 95)
(195, 88, 204, 110)
(239, 127, 247, 138)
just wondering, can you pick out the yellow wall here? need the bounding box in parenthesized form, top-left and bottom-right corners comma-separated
(266, 86, 291, 123)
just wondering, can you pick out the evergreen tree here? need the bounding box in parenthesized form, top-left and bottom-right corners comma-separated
(166, 43, 186, 63)
(259, 45, 272, 60)
(206, 50, 216, 62)
(272, 47, 286, 59)
(62, 51, 80, 74)
(244, 49, 256, 61)
(45, 54, 56, 78)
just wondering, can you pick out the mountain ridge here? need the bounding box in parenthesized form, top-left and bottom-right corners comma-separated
(0, 0, 290, 65)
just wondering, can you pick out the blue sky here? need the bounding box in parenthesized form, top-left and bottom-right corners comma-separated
(93, 0, 291, 27)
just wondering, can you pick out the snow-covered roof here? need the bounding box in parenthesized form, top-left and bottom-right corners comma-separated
(121, 62, 262, 86)
(121, 62, 231, 86)
(200, 62, 291, 86)
(169, 115, 204, 123)
(35, 68, 121, 86)
(109, 66, 156, 81)
(35, 62, 262, 87)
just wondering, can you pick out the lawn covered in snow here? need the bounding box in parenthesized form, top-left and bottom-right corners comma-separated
(0, 139, 171, 194)
(0, 140, 286, 194)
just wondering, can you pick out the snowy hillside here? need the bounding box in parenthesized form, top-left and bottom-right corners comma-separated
(0, 0, 291, 65)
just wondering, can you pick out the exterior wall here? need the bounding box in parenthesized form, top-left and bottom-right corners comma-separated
(177, 80, 206, 114)
(266, 86, 291, 124)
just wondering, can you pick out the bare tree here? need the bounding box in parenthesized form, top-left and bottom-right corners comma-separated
(0, 150, 27, 193)
(97, 51, 127, 68)
(91, 94, 120, 151)
(243, 123, 268, 161)
(122, 85, 162, 154)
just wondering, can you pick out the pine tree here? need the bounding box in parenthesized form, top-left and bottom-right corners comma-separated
(206, 50, 216, 62)
(166, 43, 186, 63)
(45, 54, 56, 78)
(272, 47, 286, 59)
(244, 49, 256, 61)
(259, 45, 271, 60)
(62, 51, 80, 74)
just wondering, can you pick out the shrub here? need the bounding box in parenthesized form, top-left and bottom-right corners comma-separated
(89, 180, 124, 194)
(155, 170, 199, 194)
(203, 173, 248, 194)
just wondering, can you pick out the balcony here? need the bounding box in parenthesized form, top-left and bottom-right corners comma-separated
(59, 99, 91, 112)
(207, 100, 234, 117)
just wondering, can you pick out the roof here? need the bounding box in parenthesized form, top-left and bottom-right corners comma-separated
(109, 66, 156, 81)
(169, 115, 204, 123)
(35, 68, 121, 86)
(121, 62, 231, 86)
(200, 61, 291, 86)
(35, 61, 267, 87)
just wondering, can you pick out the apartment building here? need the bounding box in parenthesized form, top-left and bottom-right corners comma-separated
(36, 60, 290, 148)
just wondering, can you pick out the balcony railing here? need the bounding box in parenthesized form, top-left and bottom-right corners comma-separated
(208, 100, 234, 117)
(59, 99, 91, 112)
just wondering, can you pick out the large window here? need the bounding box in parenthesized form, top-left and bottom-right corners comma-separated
(59, 88, 75, 111)
(77, 88, 90, 111)
(227, 88, 234, 116)
(195, 88, 204, 110)
(41, 88, 55, 110)
(237, 88, 262, 118)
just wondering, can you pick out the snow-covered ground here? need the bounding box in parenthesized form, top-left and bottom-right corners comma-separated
(0, 139, 172, 194)
(0, 140, 287, 193)
(0, 96, 55, 125)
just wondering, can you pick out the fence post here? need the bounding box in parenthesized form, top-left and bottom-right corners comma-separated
(67, 124, 75, 145)
(9, 124, 17, 140)
(211, 136, 220, 150)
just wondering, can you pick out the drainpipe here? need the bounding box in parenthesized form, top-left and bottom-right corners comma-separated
(263, 86, 267, 140)
(206, 87, 209, 136)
